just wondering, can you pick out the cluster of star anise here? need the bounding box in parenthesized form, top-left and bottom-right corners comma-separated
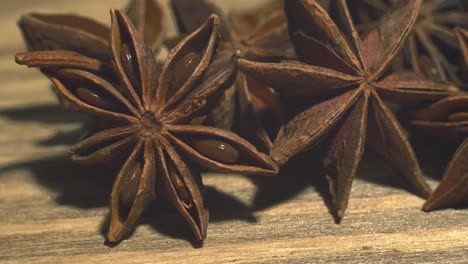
(15, 0, 467, 244)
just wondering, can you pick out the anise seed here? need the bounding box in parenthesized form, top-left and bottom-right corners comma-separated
(119, 161, 142, 209)
(191, 138, 240, 164)
(170, 51, 200, 95)
(120, 42, 140, 90)
(76, 87, 119, 110)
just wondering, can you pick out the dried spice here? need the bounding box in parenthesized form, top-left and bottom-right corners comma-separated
(350, 0, 468, 86)
(401, 93, 467, 210)
(402, 94, 468, 143)
(16, 10, 278, 243)
(240, 0, 459, 218)
(423, 138, 468, 211)
(170, 0, 295, 152)
(18, 0, 166, 58)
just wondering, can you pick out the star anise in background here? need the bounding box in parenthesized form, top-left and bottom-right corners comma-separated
(402, 94, 468, 143)
(170, 0, 299, 152)
(400, 93, 467, 211)
(350, 0, 468, 87)
(456, 27, 468, 83)
(16, 11, 278, 243)
(19, 0, 166, 59)
(240, 0, 459, 218)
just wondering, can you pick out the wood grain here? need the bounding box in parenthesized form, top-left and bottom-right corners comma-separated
(0, 1, 467, 263)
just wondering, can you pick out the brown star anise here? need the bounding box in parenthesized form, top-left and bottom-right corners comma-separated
(170, 0, 295, 152)
(240, 0, 459, 218)
(350, 0, 468, 86)
(400, 93, 467, 210)
(16, 10, 278, 243)
(18, 0, 166, 61)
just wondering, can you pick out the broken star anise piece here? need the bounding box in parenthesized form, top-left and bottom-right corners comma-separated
(170, 0, 295, 152)
(240, 0, 458, 218)
(350, 0, 468, 86)
(16, 11, 278, 243)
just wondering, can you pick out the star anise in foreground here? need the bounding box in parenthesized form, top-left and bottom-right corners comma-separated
(240, 0, 458, 218)
(18, 0, 166, 62)
(16, 11, 278, 243)
(400, 93, 467, 211)
(350, 0, 468, 86)
(170, 0, 295, 152)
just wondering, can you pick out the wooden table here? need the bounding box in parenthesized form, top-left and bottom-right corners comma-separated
(1, 1, 467, 263)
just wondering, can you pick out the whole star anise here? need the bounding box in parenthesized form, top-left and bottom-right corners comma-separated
(350, 0, 468, 86)
(18, 0, 166, 62)
(170, 0, 295, 152)
(16, 10, 278, 243)
(240, 0, 458, 218)
(400, 93, 467, 211)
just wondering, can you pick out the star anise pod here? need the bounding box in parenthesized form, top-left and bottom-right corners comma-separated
(170, 0, 297, 152)
(240, 0, 459, 218)
(400, 93, 467, 210)
(16, 11, 278, 243)
(350, 0, 468, 86)
(18, 0, 166, 62)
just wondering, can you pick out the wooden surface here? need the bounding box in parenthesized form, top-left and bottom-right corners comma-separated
(1, 1, 467, 263)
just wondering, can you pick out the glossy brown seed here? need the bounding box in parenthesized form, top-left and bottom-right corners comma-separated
(191, 138, 240, 164)
(120, 42, 140, 90)
(169, 51, 201, 95)
(76, 87, 119, 110)
(170, 166, 192, 209)
(119, 161, 142, 209)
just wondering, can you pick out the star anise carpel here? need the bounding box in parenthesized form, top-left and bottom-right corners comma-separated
(240, 0, 459, 218)
(16, 9, 278, 243)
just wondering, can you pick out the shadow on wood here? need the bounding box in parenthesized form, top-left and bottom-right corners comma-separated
(0, 103, 89, 146)
(248, 148, 343, 222)
(0, 154, 116, 208)
(0, 154, 257, 247)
